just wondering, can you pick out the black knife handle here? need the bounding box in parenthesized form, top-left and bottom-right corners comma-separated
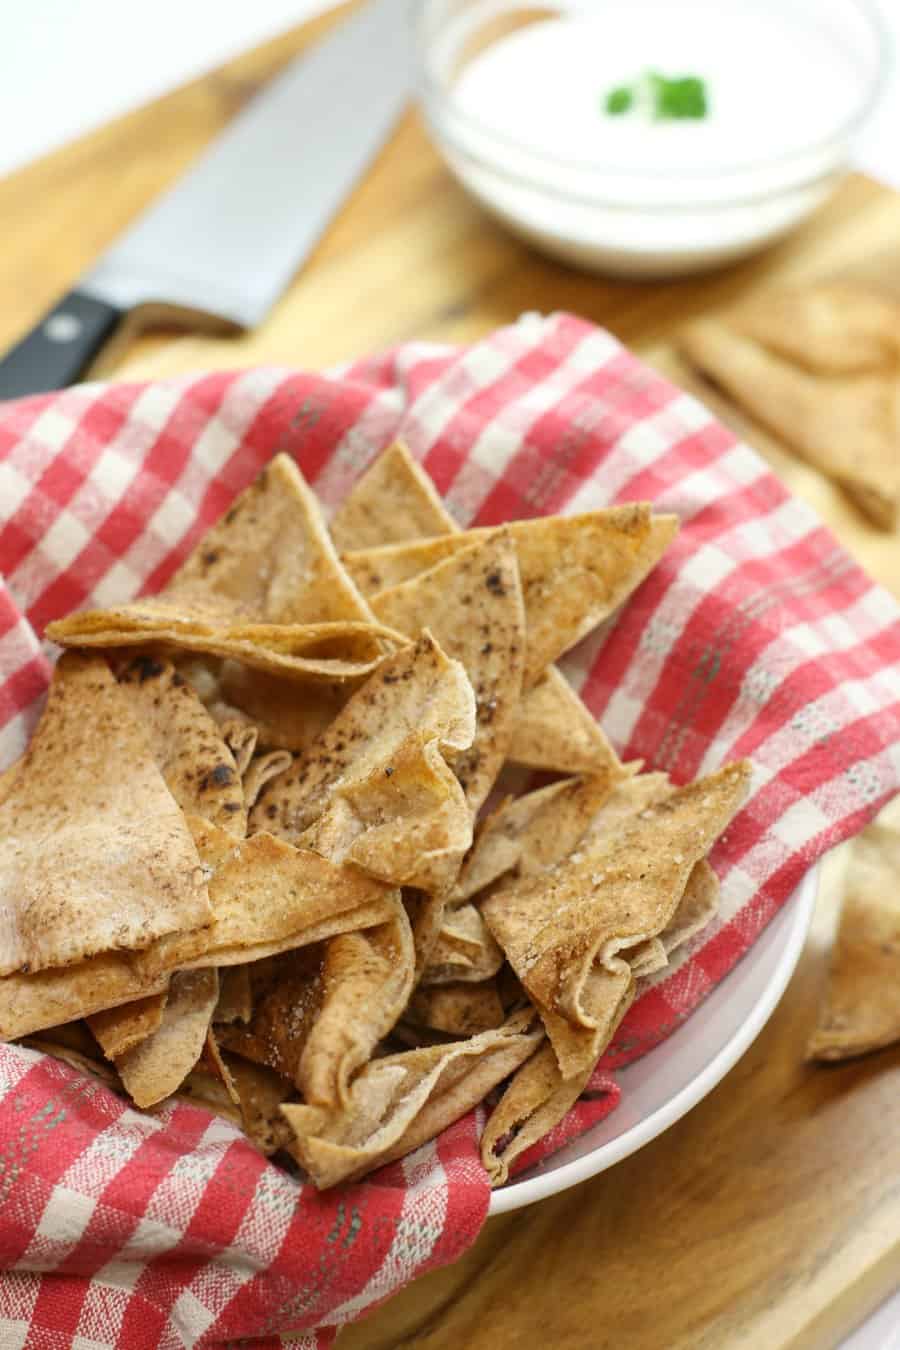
(0, 290, 124, 401)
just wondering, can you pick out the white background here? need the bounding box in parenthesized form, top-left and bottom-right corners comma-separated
(0, 2, 898, 1345)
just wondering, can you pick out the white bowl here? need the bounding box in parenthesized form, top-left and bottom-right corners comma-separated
(489, 862, 819, 1214)
(417, 0, 889, 278)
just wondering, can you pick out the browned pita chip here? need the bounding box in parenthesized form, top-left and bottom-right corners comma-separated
(422, 904, 504, 985)
(807, 819, 900, 1061)
(227, 1055, 296, 1154)
(282, 1009, 542, 1187)
(661, 859, 719, 956)
(330, 441, 456, 550)
(732, 283, 900, 376)
(681, 318, 900, 530)
(214, 965, 253, 1025)
(117, 655, 247, 836)
(344, 506, 678, 686)
(167, 453, 374, 624)
(0, 652, 211, 978)
(509, 668, 621, 775)
(370, 530, 525, 815)
(454, 772, 624, 904)
(221, 719, 258, 776)
(0, 953, 169, 1041)
(114, 968, 219, 1108)
(46, 608, 406, 684)
(480, 1040, 589, 1187)
(408, 980, 506, 1037)
(211, 663, 349, 753)
(242, 750, 293, 812)
(482, 763, 751, 1076)
(88, 990, 168, 1060)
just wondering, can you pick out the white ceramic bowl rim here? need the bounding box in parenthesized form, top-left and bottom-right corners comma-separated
(489, 862, 820, 1214)
(416, 0, 891, 188)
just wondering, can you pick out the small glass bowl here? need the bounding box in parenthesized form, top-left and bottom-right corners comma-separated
(415, 0, 890, 278)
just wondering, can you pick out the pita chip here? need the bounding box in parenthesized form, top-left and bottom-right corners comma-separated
(370, 530, 526, 814)
(282, 1008, 542, 1187)
(114, 969, 219, 1108)
(660, 858, 720, 957)
(482, 762, 751, 1076)
(214, 965, 254, 1025)
(242, 750, 293, 812)
(88, 990, 168, 1060)
(0, 953, 169, 1041)
(213, 663, 350, 753)
(408, 980, 506, 1038)
(510, 668, 621, 775)
(422, 903, 504, 985)
(330, 441, 455, 550)
(221, 719, 258, 777)
(117, 655, 247, 836)
(481, 1040, 590, 1187)
(808, 819, 900, 1061)
(227, 1055, 295, 1155)
(346, 506, 678, 686)
(0, 652, 211, 978)
(731, 283, 900, 377)
(167, 453, 374, 624)
(680, 318, 900, 530)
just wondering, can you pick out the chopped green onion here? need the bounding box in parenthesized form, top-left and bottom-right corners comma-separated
(601, 71, 709, 121)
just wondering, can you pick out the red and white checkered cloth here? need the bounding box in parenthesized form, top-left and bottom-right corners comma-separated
(1, 312, 899, 1348)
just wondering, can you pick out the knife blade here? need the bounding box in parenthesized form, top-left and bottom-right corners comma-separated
(0, 0, 413, 399)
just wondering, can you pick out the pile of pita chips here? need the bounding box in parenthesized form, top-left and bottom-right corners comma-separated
(679, 282, 900, 530)
(2, 442, 752, 1190)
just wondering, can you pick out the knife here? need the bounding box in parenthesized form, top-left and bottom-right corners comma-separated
(0, 0, 413, 400)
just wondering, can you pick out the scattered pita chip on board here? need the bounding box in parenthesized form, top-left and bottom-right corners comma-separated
(0, 652, 212, 978)
(808, 819, 900, 1061)
(731, 283, 900, 377)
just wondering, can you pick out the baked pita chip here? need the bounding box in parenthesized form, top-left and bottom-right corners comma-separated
(113, 968, 219, 1108)
(212, 663, 349, 753)
(344, 506, 678, 686)
(330, 441, 455, 550)
(282, 1008, 542, 1188)
(0, 954, 168, 1041)
(334, 442, 622, 778)
(480, 1040, 590, 1187)
(482, 762, 751, 1076)
(421, 904, 504, 985)
(221, 719, 258, 776)
(242, 750, 292, 812)
(370, 530, 526, 814)
(46, 607, 406, 684)
(167, 453, 374, 624)
(214, 965, 253, 1025)
(680, 318, 900, 530)
(661, 858, 719, 956)
(88, 990, 168, 1060)
(117, 655, 246, 836)
(454, 772, 624, 904)
(732, 283, 900, 376)
(227, 1055, 295, 1155)
(807, 819, 900, 1061)
(223, 898, 413, 1108)
(408, 979, 506, 1037)
(0, 652, 211, 978)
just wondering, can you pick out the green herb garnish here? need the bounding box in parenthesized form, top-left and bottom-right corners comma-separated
(601, 71, 709, 121)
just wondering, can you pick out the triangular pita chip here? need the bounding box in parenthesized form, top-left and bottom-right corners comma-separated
(480, 1040, 590, 1187)
(88, 990, 168, 1060)
(660, 858, 719, 957)
(408, 980, 506, 1038)
(167, 452, 374, 623)
(0, 954, 168, 1041)
(117, 655, 247, 836)
(369, 530, 525, 814)
(509, 667, 621, 775)
(731, 283, 900, 376)
(807, 818, 900, 1061)
(0, 652, 211, 978)
(422, 903, 504, 985)
(681, 318, 900, 530)
(330, 441, 456, 550)
(114, 969, 219, 1108)
(282, 1008, 542, 1187)
(482, 762, 751, 1076)
(344, 507, 677, 686)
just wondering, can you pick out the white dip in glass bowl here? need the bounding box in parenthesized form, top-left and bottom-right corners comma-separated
(416, 0, 889, 277)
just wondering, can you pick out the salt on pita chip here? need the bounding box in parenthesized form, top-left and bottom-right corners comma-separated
(136, 819, 400, 977)
(370, 530, 525, 815)
(482, 762, 751, 1076)
(344, 506, 678, 686)
(222, 898, 413, 1108)
(408, 980, 506, 1038)
(0, 652, 212, 978)
(330, 441, 456, 550)
(88, 990, 168, 1060)
(221, 719, 258, 776)
(807, 819, 900, 1061)
(282, 1008, 542, 1188)
(214, 965, 254, 1025)
(243, 750, 293, 812)
(680, 318, 900, 530)
(114, 968, 219, 1108)
(167, 453, 374, 624)
(421, 904, 504, 985)
(509, 668, 622, 775)
(454, 772, 624, 904)
(481, 1040, 590, 1187)
(732, 283, 900, 376)
(46, 607, 406, 684)
(334, 442, 623, 779)
(117, 655, 247, 836)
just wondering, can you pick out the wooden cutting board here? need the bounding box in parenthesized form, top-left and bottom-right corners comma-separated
(2, 7, 899, 1346)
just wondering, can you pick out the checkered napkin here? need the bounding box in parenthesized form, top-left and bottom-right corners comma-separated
(1, 312, 899, 1349)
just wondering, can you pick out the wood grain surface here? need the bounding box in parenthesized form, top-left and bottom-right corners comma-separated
(3, 6, 899, 1346)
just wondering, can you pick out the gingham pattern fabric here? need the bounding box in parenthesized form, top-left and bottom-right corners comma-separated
(1, 311, 899, 1348)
